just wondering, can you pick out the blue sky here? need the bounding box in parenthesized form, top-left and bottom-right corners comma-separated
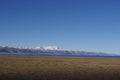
(0, 0, 120, 54)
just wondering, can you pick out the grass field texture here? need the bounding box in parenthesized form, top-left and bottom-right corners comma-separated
(0, 56, 120, 80)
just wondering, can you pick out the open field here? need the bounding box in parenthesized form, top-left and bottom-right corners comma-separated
(0, 57, 120, 80)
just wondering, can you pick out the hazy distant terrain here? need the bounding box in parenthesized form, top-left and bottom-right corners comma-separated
(0, 46, 115, 56)
(0, 57, 120, 80)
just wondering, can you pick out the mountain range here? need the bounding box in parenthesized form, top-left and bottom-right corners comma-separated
(0, 46, 117, 56)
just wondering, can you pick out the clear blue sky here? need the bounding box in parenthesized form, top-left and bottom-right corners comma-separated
(0, 0, 120, 54)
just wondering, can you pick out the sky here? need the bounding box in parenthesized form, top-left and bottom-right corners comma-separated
(0, 0, 120, 54)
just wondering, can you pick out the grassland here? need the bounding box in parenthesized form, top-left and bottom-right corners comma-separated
(0, 56, 120, 80)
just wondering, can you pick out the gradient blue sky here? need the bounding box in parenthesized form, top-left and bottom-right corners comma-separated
(0, 0, 120, 54)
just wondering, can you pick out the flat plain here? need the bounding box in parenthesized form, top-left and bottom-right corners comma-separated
(0, 56, 120, 80)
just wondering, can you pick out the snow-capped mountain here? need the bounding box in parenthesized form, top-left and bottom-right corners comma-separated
(0, 46, 118, 56)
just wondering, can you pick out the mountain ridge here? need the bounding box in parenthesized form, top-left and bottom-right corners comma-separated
(0, 46, 117, 56)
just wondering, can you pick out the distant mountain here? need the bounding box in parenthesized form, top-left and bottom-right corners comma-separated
(0, 46, 117, 56)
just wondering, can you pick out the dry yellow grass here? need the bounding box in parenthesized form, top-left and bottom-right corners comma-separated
(0, 56, 120, 80)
